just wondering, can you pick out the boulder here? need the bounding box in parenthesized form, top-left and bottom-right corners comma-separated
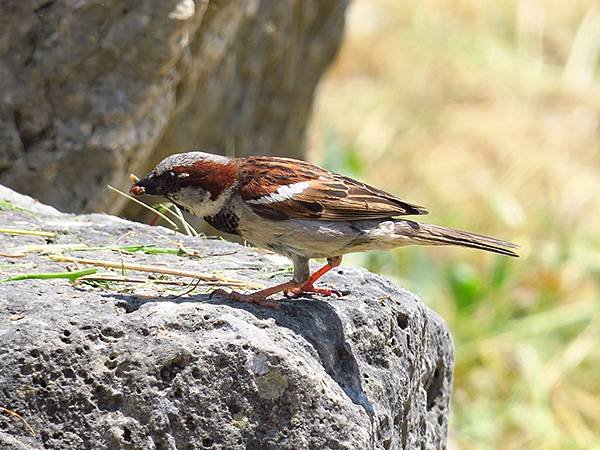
(0, 185, 453, 449)
(0, 0, 347, 214)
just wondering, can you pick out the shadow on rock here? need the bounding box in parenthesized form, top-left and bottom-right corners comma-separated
(104, 290, 374, 418)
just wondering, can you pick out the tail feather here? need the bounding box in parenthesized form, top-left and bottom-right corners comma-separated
(396, 220, 519, 257)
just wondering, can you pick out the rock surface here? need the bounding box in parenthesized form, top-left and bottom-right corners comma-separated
(0, 0, 347, 215)
(0, 185, 453, 450)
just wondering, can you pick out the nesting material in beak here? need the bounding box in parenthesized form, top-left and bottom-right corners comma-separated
(130, 185, 145, 195)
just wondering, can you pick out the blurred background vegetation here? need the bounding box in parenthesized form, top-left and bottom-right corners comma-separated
(309, 1, 600, 449)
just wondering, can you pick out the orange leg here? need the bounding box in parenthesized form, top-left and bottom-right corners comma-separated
(285, 256, 343, 298)
(211, 256, 343, 308)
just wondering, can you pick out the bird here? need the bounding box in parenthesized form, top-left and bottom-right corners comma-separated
(130, 151, 518, 307)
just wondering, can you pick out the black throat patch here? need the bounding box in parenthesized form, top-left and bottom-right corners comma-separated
(204, 209, 240, 236)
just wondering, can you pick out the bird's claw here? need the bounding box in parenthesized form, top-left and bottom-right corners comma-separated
(210, 288, 281, 309)
(284, 285, 344, 299)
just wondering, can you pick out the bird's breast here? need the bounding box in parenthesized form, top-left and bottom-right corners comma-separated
(204, 208, 241, 236)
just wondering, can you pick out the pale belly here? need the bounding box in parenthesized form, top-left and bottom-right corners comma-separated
(235, 204, 409, 259)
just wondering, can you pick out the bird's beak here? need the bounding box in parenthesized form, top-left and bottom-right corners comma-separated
(129, 172, 166, 196)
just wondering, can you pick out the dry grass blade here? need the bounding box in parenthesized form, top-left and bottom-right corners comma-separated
(171, 204, 199, 237)
(154, 202, 199, 237)
(0, 252, 27, 258)
(541, 317, 599, 388)
(563, 5, 600, 89)
(0, 244, 90, 258)
(107, 185, 179, 230)
(0, 228, 56, 238)
(80, 275, 199, 285)
(0, 407, 35, 436)
(49, 255, 263, 289)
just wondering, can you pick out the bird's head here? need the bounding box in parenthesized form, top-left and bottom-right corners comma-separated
(130, 151, 238, 217)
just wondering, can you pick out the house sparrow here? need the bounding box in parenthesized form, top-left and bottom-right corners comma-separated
(130, 151, 518, 307)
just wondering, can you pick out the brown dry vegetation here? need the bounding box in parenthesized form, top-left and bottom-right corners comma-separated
(310, 1, 600, 448)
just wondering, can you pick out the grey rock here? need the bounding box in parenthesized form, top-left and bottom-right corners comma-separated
(0, 0, 347, 215)
(0, 185, 453, 450)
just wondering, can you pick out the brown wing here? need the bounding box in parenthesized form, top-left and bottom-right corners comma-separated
(238, 156, 428, 221)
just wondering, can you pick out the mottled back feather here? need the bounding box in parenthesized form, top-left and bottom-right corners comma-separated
(238, 156, 428, 221)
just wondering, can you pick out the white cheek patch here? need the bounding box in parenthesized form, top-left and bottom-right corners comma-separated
(177, 173, 190, 178)
(169, 188, 210, 213)
(170, 186, 234, 218)
(247, 181, 311, 204)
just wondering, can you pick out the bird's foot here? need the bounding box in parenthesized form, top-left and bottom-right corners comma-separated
(210, 288, 281, 309)
(284, 283, 343, 299)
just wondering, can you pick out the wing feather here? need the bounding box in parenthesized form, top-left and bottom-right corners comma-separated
(238, 157, 428, 221)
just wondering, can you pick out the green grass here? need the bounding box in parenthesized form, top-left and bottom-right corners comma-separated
(0, 268, 98, 283)
(312, 2, 600, 446)
(0, 199, 34, 215)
